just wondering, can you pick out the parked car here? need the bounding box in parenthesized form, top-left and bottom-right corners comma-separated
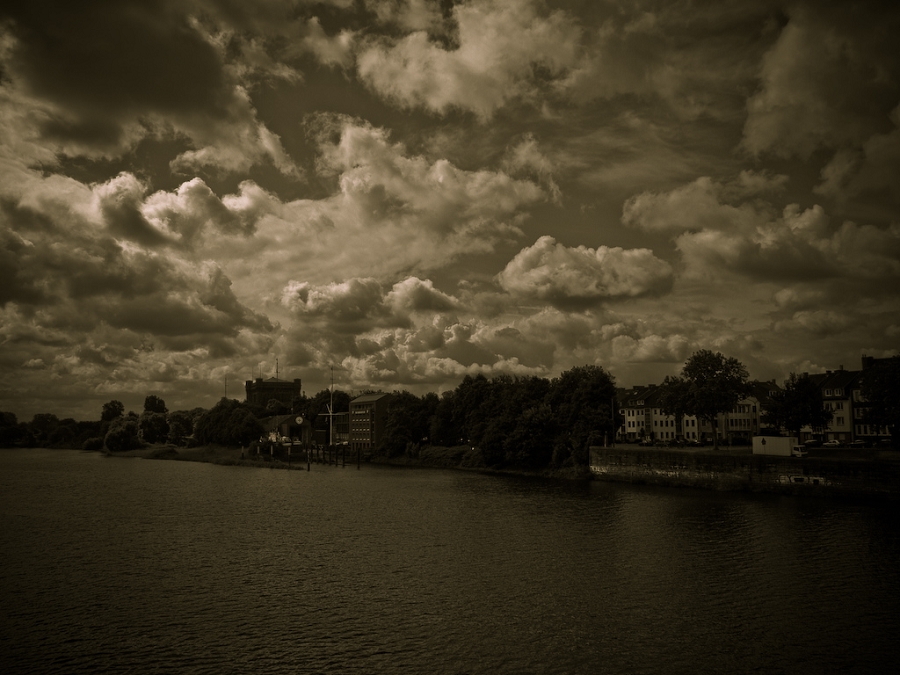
(822, 439, 842, 448)
(849, 440, 868, 449)
(803, 439, 823, 448)
(638, 438, 654, 446)
(791, 446, 808, 458)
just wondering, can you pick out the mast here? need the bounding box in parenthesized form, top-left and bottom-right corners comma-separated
(330, 365, 334, 451)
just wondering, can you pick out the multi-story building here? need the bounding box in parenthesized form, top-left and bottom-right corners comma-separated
(851, 356, 894, 444)
(619, 386, 653, 442)
(349, 393, 390, 453)
(619, 380, 779, 445)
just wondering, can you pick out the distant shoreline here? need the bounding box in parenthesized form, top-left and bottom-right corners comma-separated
(97, 443, 900, 498)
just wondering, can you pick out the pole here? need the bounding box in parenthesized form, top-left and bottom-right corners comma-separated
(330, 365, 334, 465)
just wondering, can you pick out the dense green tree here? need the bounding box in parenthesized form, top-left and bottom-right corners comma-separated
(503, 402, 556, 469)
(166, 410, 194, 445)
(547, 365, 617, 466)
(194, 398, 263, 447)
(266, 399, 290, 416)
(139, 411, 170, 444)
(101, 400, 125, 422)
(29, 413, 60, 447)
(762, 373, 832, 439)
(143, 395, 168, 414)
(429, 391, 458, 446)
(861, 357, 900, 446)
(680, 350, 751, 450)
(1, 411, 23, 447)
(104, 417, 141, 452)
(379, 391, 427, 458)
(656, 375, 692, 439)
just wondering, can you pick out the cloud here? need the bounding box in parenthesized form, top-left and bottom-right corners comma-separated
(0, 8, 300, 176)
(233, 118, 544, 287)
(773, 310, 852, 337)
(356, 0, 582, 119)
(742, 4, 900, 159)
(624, 174, 900, 285)
(815, 104, 900, 204)
(142, 178, 279, 244)
(496, 236, 674, 308)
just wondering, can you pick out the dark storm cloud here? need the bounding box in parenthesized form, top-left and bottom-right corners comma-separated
(2, 0, 227, 126)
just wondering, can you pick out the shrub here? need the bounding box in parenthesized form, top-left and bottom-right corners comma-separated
(82, 437, 104, 452)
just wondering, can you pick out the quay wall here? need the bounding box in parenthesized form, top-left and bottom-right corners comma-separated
(589, 447, 900, 498)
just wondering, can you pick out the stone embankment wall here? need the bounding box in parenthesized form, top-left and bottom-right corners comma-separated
(589, 447, 900, 498)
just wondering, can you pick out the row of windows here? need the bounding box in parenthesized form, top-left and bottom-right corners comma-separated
(855, 424, 889, 435)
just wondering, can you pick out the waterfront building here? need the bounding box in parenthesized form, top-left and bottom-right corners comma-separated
(349, 393, 390, 453)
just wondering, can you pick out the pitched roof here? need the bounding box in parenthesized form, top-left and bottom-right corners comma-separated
(351, 393, 390, 404)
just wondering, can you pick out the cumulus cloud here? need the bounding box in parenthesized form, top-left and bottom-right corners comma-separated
(234, 118, 544, 287)
(497, 236, 673, 308)
(624, 174, 900, 285)
(742, 4, 900, 159)
(356, 0, 582, 119)
(815, 104, 900, 204)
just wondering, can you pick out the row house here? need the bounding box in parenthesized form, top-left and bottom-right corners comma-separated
(617, 385, 701, 443)
(616, 356, 893, 447)
(617, 381, 779, 445)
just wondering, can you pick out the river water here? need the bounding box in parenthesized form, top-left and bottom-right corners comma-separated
(1, 448, 898, 674)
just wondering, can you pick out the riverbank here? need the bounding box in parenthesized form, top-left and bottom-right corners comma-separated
(590, 445, 900, 498)
(105, 443, 594, 480)
(102, 442, 899, 497)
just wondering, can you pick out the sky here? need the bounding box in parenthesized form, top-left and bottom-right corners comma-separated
(1, 0, 899, 421)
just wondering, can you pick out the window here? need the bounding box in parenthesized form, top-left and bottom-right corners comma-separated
(836, 417, 844, 426)
(835, 402, 843, 410)
(825, 389, 833, 396)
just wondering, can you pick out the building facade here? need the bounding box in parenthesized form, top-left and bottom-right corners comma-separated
(349, 393, 390, 453)
(245, 377, 302, 409)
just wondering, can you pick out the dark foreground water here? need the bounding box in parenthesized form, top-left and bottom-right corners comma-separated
(2, 449, 898, 674)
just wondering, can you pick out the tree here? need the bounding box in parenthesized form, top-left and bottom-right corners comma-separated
(139, 411, 170, 444)
(29, 413, 60, 447)
(680, 350, 751, 451)
(104, 417, 141, 452)
(166, 410, 194, 445)
(194, 398, 264, 447)
(1, 411, 23, 447)
(101, 400, 125, 422)
(861, 357, 900, 446)
(656, 375, 692, 439)
(547, 365, 617, 466)
(143, 395, 168, 414)
(266, 399, 290, 416)
(762, 373, 832, 439)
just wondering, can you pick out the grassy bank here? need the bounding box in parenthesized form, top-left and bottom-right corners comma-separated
(104, 442, 594, 480)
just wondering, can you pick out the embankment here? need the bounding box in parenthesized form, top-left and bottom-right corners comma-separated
(589, 446, 900, 498)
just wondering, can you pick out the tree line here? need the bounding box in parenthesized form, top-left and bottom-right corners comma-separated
(2, 353, 897, 458)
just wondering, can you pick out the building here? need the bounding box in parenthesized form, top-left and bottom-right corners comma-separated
(619, 380, 779, 445)
(349, 393, 390, 453)
(852, 356, 895, 444)
(245, 377, 302, 409)
(261, 414, 312, 445)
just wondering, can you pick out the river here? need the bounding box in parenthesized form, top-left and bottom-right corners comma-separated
(1, 448, 898, 674)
